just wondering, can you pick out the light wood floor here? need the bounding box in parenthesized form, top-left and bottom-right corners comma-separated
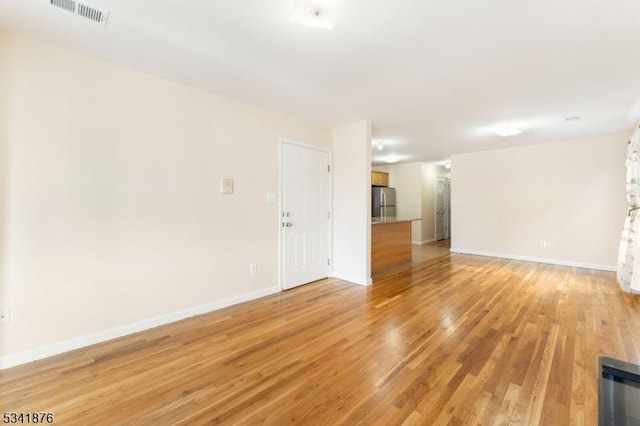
(374, 239, 451, 279)
(2, 253, 640, 425)
(412, 239, 451, 264)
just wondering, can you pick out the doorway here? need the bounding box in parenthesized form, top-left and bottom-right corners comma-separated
(435, 176, 451, 241)
(280, 140, 332, 290)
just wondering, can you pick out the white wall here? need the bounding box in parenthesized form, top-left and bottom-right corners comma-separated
(332, 121, 371, 286)
(420, 164, 438, 243)
(0, 33, 331, 367)
(0, 32, 8, 350)
(386, 164, 422, 243)
(451, 133, 627, 269)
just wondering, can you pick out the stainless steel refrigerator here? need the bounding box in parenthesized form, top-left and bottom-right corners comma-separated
(372, 187, 396, 217)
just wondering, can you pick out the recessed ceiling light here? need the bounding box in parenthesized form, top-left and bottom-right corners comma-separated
(290, 0, 341, 30)
(495, 127, 522, 137)
(377, 142, 383, 150)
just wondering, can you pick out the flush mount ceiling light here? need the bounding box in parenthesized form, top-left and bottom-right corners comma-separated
(495, 127, 522, 137)
(384, 155, 398, 164)
(376, 141, 384, 150)
(290, 0, 341, 30)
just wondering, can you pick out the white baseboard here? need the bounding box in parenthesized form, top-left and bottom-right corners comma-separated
(331, 272, 371, 286)
(450, 248, 616, 271)
(412, 238, 437, 246)
(0, 285, 281, 370)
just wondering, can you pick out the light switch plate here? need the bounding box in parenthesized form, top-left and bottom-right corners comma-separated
(221, 177, 234, 195)
(266, 193, 275, 203)
(0, 308, 10, 325)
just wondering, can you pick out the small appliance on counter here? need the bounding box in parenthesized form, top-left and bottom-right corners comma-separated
(372, 187, 396, 217)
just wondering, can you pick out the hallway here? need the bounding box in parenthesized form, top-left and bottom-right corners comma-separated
(412, 239, 451, 264)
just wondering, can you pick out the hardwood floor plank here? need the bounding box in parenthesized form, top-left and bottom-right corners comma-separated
(2, 253, 640, 424)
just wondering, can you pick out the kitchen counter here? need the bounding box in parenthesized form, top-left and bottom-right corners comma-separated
(371, 218, 421, 277)
(371, 217, 421, 225)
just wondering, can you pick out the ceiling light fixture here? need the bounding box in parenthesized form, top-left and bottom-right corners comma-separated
(384, 155, 398, 164)
(377, 142, 384, 150)
(495, 127, 522, 137)
(290, 0, 341, 30)
(444, 160, 451, 170)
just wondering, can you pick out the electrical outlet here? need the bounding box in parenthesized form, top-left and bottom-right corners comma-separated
(540, 240, 546, 248)
(0, 308, 10, 325)
(250, 263, 257, 274)
(221, 177, 234, 195)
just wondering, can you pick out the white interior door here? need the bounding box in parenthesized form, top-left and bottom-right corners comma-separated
(445, 179, 451, 239)
(281, 142, 331, 290)
(435, 177, 451, 241)
(435, 178, 446, 241)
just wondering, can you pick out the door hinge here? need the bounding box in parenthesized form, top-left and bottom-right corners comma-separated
(328, 164, 331, 172)
(327, 258, 331, 266)
(327, 211, 331, 219)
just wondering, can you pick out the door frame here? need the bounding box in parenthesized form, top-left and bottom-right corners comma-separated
(278, 138, 333, 291)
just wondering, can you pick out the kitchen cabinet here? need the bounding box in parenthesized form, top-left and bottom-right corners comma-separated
(371, 171, 389, 187)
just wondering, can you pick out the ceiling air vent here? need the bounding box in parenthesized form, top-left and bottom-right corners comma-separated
(50, 0, 109, 25)
(50, 0, 75, 13)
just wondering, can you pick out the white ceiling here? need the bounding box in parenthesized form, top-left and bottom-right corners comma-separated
(2, 0, 640, 165)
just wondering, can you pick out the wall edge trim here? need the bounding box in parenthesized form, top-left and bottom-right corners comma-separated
(331, 272, 371, 286)
(0, 285, 281, 370)
(450, 248, 616, 271)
